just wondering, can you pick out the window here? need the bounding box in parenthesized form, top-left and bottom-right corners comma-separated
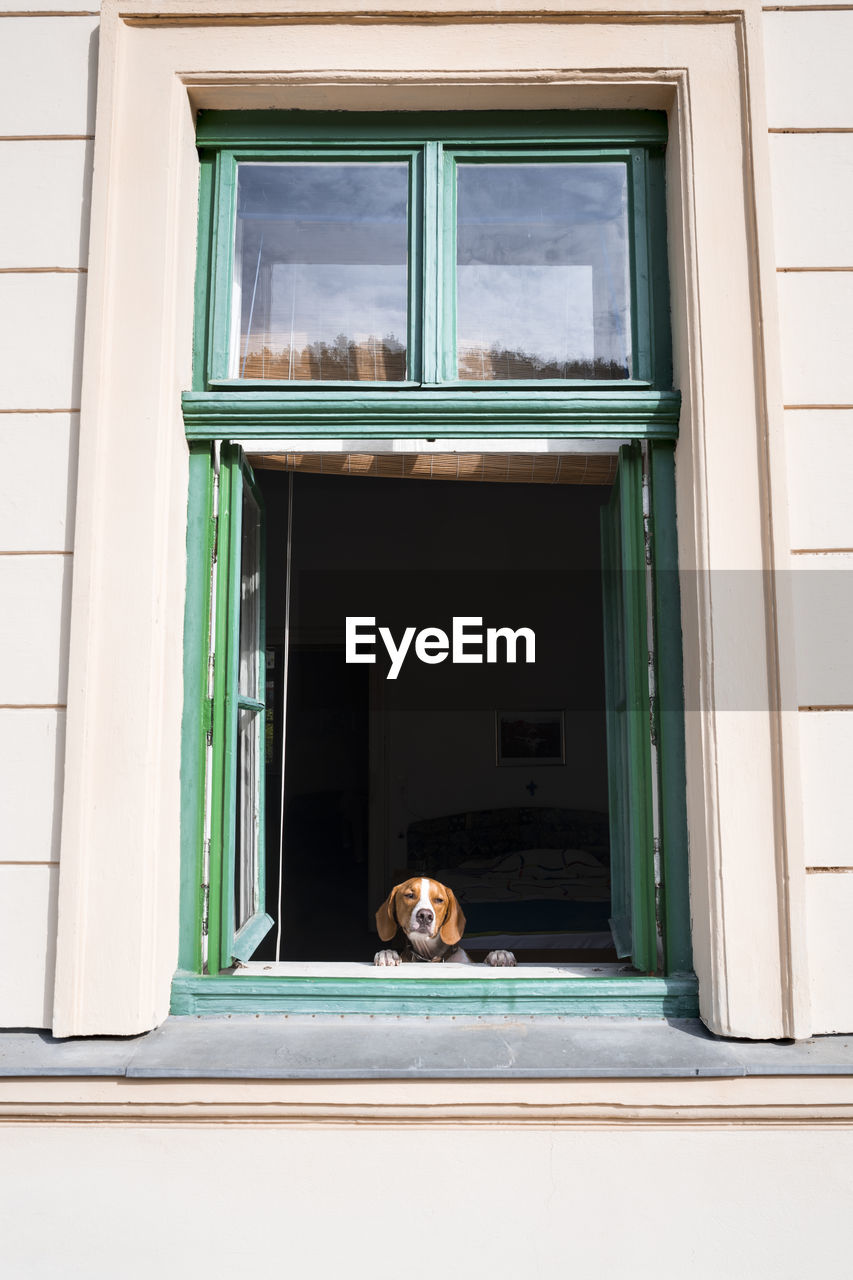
(231, 159, 411, 381)
(175, 111, 694, 1017)
(208, 444, 272, 967)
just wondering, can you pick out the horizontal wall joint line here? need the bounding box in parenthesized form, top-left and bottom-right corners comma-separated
(0, 135, 94, 142)
(763, 4, 853, 9)
(0, 861, 60, 867)
(777, 266, 853, 273)
(126, 12, 742, 30)
(0, 267, 87, 275)
(0, 704, 67, 710)
(4, 1107, 853, 1126)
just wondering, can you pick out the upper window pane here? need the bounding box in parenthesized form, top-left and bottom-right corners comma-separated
(456, 162, 631, 381)
(238, 481, 262, 702)
(231, 163, 408, 381)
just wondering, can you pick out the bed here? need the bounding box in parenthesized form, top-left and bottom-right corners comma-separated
(405, 807, 613, 956)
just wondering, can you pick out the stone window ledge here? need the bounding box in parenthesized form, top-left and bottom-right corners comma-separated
(2, 1017, 853, 1080)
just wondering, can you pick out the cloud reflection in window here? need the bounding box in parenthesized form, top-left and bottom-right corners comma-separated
(456, 162, 631, 381)
(233, 163, 408, 381)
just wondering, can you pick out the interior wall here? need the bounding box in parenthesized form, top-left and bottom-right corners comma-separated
(261, 470, 611, 872)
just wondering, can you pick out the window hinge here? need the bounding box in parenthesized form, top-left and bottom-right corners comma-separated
(201, 880, 210, 936)
(653, 838, 665, 950)
(649, 694, 658, 745)
(210, 513, 218, 565)
(642, 506, 653, 567)
(202, 694, 213, 740)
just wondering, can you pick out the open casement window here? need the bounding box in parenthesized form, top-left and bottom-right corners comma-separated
(600, 442, 658, 973)
(208, 443, 274, 971)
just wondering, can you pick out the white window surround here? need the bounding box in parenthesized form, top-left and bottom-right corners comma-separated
(53, 0, 808, 1039)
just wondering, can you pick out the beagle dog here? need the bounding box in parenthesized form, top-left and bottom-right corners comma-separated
(374, 876, 516, 967)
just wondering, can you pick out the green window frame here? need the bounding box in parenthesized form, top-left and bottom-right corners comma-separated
(195, 110, 670, 392)
(175, 110, 695, 1018)
(208, 444, 274, 972)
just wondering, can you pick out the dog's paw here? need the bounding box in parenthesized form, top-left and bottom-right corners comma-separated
(485, 950, 517, 967)
(374, 950, 402, 967)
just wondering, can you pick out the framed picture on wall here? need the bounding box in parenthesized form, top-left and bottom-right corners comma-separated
(495, 710, 566, 766)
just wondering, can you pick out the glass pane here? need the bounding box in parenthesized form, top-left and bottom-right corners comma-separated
(231, 163, 408, 381)
(456, 162, 631, 380)
(235, 474, 263, 933)
(235, 705, 261, 931)
(238, 481, 261, 702)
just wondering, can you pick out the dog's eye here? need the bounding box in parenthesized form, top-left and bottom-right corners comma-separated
(404, 891, 415, 899)
(434, 897, 444, 905)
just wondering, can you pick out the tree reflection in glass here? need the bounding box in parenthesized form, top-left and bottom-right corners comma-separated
(456, 162, 631, 381)
(232, 163, 408, 381)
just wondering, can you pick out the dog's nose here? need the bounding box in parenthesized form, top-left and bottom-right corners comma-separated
(415, 909, 433, 925)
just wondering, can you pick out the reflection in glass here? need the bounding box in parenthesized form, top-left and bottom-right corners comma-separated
(235, 481, 263, 931)
(239, 489, 261, 703)
(232, 163, 409, 381)
(456, 163, 631, 380)
(235, 705, 261, 931)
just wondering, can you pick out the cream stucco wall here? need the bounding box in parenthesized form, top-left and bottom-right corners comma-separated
(48, 0, 808, 1039)
(0, 0, 850, 1036)
(764, 10, 853, 1033)
(0, 9, 96, 1027)
(2, 1115, 853, 1278)
(1, 2, 853, 1270)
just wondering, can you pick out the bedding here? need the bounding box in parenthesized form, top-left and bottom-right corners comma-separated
(434, 847, 609, 903)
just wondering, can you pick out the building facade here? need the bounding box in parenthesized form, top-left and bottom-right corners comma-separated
(1, 0, 852, 1272)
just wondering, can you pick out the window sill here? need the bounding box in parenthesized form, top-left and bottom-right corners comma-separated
(4, 1017, 853, 1080)
(235, 961, 628, 978)
(170, 966, 699, 1017)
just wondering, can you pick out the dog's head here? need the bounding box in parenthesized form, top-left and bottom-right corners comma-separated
(375, 877, 466, 947)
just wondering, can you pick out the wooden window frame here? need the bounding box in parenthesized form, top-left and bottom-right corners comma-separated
(208, 443, 273, 972)
(173, 109, 695, 1018)
(196, 109, 671, 393)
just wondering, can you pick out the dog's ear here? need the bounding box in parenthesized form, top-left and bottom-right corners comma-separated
(439, 887, 466, 946)
(375, 885, 400, 942)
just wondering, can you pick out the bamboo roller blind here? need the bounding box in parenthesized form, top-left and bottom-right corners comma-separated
(249, 451, 617, 486)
